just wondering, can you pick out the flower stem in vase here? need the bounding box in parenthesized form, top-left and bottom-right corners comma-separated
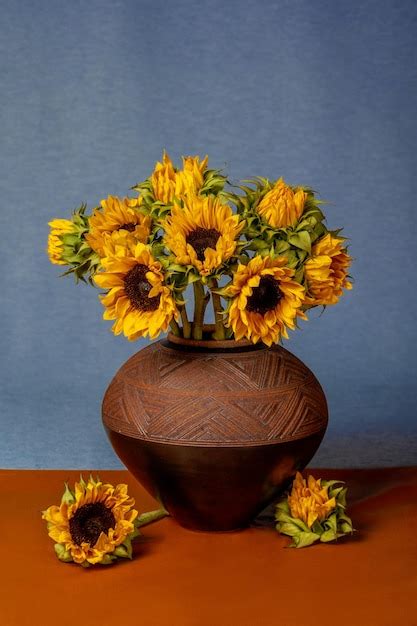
(179, 304, 192, 339)
(192, 280, 209, 340)
(209, 278, 226, 340)
(169, 318, 181, 336)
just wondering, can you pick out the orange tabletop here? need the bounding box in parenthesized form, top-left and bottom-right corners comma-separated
(1, 467, 416, 626)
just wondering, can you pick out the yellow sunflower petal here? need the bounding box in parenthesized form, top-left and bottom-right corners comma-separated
(257, 178, 306, 228)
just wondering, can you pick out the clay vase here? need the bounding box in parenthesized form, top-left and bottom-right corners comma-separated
(102, 332, 328, 532)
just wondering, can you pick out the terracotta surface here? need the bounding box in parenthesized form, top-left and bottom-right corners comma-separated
(1, 467, 417, 626)
(103, 339, 328, 445)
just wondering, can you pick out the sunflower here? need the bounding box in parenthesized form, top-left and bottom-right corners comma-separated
(86, 195, 151, 257)
(150, 152, 208, 203)
(257, 178, 307, 228)
(275, 473, 354, 548)
(94, 234, 178, 340)
(42, 476, 139, 566)
(288, 472, 336, 529)
(163, 195, 244, 276)
(225, 255, 306, 346)
(304, 233, 352, 306)
(47, 219, 75, 265)
(151, 152, 177, 203)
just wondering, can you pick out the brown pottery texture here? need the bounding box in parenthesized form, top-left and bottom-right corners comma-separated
(102, 335, 328, 531)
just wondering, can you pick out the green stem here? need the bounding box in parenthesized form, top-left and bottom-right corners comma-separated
(179, 304, 192, 339)
(209, 278, 226, 340)
(169, 318, 181, 336)
(192, 281, 208, 340)
(136, 508, 169, 528)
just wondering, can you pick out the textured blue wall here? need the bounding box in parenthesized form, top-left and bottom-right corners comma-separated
(1, 0, 416, 468)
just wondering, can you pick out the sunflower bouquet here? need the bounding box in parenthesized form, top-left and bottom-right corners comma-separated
(47, 152, 352, 345)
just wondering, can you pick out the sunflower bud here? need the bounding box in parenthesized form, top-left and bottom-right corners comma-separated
(275, 472, 354, 548)
(257, 178, 307, 229)
(47, 219, 76, 265)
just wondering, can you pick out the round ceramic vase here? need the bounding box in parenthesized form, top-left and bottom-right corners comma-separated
(102, 333, 328, 532)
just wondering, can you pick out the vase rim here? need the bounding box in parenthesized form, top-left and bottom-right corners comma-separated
(165, 326, 266, 352)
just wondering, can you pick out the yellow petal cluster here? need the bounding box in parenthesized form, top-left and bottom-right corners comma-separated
(304, 233, 352, 306)
(175, 155, 208, 197)
(151, 152, 208, 203)
(42, 476, 138, 566)
(94, 234, 178, 340)
(86, 195, 151, 257)
(288, 472, 336, 529)
(225, 255, 306, 346)
(163, 195, 244, 277)
(257, 178, 307, 228)
(47, 219, 75, 265)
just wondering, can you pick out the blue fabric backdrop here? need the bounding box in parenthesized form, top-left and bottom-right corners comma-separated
(1, 0, 416, 468)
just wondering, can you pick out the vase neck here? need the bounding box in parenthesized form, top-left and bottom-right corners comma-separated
(164, 332, 267, 353)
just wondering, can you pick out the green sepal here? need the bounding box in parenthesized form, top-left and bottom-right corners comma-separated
(320, 529, 337, 543)
(275, 511, 309, 533)
(200, 168, 228, 195)
(54, 543, 73, 562)
(323, 512, 338, 533)
(273, 240, 291, 254)
(98, 554, 117, 566)
(61, 482, 75, 505)
(275, 476, 355, 548)
(113, 539, 132, 560)
(290, 532, 320, 548)
(275, 521, 304, 537)
(288, 231, 311, 253)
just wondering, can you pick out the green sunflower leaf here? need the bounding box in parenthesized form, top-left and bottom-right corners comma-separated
(288, 231, 311, 253)
(274, 240, 291, 254)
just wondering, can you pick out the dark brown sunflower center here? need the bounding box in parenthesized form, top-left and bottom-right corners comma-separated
(124, 263, 160, 312)
(246, 275, 282, 315)
(118, 222, 137, 232)
(186, 227, 221, 262)
(69, 502, 115, 547)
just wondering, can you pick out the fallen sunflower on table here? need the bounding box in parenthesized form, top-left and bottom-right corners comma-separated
(42, 475, 167, 567)
(275, 472, 354, 548)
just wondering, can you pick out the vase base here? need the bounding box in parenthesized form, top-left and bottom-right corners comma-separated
(105, 429, 326, 532)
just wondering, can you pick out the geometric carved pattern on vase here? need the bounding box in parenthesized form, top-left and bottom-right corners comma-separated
(102, 340, 328, 446)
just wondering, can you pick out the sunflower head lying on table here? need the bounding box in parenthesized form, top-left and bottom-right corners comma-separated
(42, 476, 167, 567)
(47, 152, 352, 345)
(275, 472, 354, 548)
